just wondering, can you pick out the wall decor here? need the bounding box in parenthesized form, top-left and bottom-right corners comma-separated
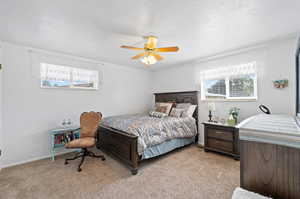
(273, 79, 288, 89)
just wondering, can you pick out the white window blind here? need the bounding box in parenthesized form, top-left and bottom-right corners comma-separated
(72, 68, 97, 82)
(41, 63, 71, 82)
(200, 62, 257, 101)
(72, 68, 99, 89)
(200, 62, 257, 80)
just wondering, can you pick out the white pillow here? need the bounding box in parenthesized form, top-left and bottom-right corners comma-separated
(169, 108, 184, 118)
(176, 103, 191, 116)
(176, 103, 191, 109)
(182, 105, 197, 117)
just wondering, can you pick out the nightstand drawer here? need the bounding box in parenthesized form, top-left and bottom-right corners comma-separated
(207, 138, 233, 153)
(207, 128, 233, 141)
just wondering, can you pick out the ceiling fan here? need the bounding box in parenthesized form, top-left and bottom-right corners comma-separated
(120, 36, 179, 66)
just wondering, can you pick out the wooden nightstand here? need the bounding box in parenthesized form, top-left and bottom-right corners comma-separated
(203, 122, 239, 160)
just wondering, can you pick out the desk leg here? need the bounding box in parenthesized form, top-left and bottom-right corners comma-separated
(51, 149, 55, 161)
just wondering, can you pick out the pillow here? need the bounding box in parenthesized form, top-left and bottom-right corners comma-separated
(169, 108, 184, 118)
(149, 111, 168, 118)
(155, 102, 173, 115)
(155, 105, 168, 113)
(176, 103, 191, 110)
(176, 103, 191, 115)
(182, 105, 197, 117)
(166, 101, 177, 108)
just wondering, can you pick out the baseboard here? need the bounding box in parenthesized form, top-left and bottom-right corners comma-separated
(1, 150, 76, 169)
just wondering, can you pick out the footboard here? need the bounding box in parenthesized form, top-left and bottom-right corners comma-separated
(96, 126, 139, 175)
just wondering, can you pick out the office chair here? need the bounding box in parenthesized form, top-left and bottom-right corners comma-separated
(65, 112, 105, 172)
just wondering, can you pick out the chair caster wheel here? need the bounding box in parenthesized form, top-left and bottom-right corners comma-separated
(65, 161, 68, 165)
(77, 168, 82, 172)
(102, 157, 106, 161)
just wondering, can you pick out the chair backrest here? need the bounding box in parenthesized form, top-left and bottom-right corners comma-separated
(80, 112, 102, 138)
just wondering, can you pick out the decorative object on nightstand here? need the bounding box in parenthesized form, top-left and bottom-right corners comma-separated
(228, 107, 240, 125)
(207, 102, 216, 122)
(203, 122, 239, 160)
(61, 118, 72, 128)
(49, 126, 80, 161)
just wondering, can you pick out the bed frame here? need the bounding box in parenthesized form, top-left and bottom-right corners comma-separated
(96, 91, 199, 175)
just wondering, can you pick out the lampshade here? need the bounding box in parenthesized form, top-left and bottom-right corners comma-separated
(207, 102, 216, 111)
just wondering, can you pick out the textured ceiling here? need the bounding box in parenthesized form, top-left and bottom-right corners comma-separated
(1, 0, 300, 69)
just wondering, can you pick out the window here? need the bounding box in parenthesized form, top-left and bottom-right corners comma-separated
(204, 79, 226, 100)
(229, 74, 255, 98)
(201, 62, 257, 101)
(40, 63, 99, 90)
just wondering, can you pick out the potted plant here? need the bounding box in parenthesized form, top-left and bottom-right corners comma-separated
(228, 107, 240, 125)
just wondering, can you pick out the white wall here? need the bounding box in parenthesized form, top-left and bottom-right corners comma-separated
(152, 37, 297, 145)
(0, 42, 3, 164)
(1, 42, 153, 168)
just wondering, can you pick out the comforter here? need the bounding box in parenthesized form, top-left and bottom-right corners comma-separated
(100, 114, 197, 154)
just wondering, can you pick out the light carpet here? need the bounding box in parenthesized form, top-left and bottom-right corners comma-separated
(0, 145, 240, 199)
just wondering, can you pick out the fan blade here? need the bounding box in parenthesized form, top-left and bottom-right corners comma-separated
(132, 52, 146, 59)
(155, 46, 179, 52)
(145, 36, 158, 49)
(121, 45, 144, 50)
(152, 53, 163, 61)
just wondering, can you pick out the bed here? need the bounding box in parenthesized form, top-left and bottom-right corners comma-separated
(96, 91, 199, 175)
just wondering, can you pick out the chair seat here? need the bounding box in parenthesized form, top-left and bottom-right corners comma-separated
(65, 137, 96, 148)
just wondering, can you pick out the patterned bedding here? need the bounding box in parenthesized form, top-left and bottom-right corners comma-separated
(100, 114, 197, 154)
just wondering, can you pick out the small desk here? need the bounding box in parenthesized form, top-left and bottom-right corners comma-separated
(203, 122, 239, 160)
(50, 126, 80, 161)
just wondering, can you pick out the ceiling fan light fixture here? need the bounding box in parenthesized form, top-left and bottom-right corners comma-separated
(141, 55, 157, 65)
(121, 35, 179, 66)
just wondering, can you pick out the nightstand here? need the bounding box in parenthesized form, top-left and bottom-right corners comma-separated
(203, 122, 239, 160)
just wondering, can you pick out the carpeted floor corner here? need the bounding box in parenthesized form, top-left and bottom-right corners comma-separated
(0, 146, 240, 199)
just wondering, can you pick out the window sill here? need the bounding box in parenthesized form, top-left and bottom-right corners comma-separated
(201, 98, 257, 102)
(41, 86, 98, 91)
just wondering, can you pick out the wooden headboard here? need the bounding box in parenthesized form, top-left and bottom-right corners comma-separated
(154, 91, 199, 128)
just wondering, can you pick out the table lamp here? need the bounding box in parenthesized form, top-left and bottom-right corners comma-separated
(207, 102, 216, 122)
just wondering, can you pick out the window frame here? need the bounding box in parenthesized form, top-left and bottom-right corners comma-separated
(201, 70, 258, 102)
(40, 63, 99, 90)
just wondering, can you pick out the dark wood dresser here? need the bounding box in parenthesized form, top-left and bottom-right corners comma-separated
(240, 140, 300, 199)
(203, 122, 239, 160)
(238, 114, 300, 199)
